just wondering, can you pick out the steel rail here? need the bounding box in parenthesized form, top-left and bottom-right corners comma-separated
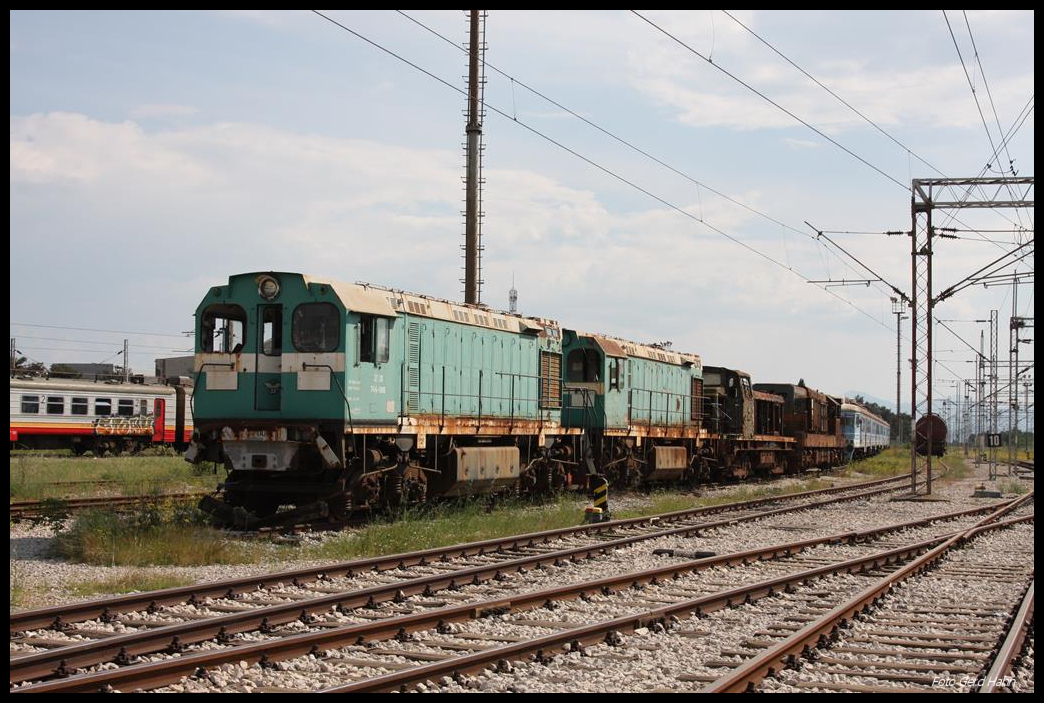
(321, 513, 1033, 693)
(13, 503, 1025, 692)
(10, 471, 912, 633)
(8, 477, 923, 684)
(978, 580, 1034, 693)
(701, 491, 1035, 692)
(9, 492, 210, 519)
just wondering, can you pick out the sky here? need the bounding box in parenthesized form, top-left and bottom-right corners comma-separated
(9, 10, 1035, 416)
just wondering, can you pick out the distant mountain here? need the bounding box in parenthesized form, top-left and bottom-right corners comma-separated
(844, 391, 894, 410)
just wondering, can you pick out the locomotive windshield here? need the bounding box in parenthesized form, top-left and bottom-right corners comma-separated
(292, 303, 340, 352)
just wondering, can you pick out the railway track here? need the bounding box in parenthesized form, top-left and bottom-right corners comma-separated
(10, 471, 911, 633)
(9, 492, 211, 520)
(703, 493, 1035, 693)
(10, 478, 1021, 692)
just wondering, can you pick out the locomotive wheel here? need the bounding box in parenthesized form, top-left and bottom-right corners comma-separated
(227, 493, 281, 519)
(518, 466, 538, 495)
(382, 466, 427, 509)
(549, 462, 568, 492)
(403, 469, 427, 505)
(326, 492, 349, 522)
(353, 474, 381, 512)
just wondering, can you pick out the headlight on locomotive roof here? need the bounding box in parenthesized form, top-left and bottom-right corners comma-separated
(257, 275, 280, 300)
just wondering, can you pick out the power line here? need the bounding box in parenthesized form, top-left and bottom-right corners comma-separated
(13, 335, 194, 351)
(941, 11, 1029, 233)
(394, 9, 901, 318)
(720, 10, 947, 180)
(314, 11, 993, 394)
(313, 10, 899, 335)
(963, 10, 1021, 186)
(10, 322, 190, 338)
(17, 345, 191, 355)
(632, 10, 1027, 258)
(394, 10, 815, 244)
(630, 10, 909, 191)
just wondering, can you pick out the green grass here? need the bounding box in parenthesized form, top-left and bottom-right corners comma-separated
(996, 479, 1030, 496)
(836, 447, 911, 478)
(612, 478, 836, 520)
(10, 565, 29, 610)
(938, 453, 971, 480)
(306, 477, 852, 562)
(306, 496, 589, 562)
(52, 507, 263, 567)
(68, 572, 195, 598)
(837, 447, 974, 483)
(9, 454, 221, 501)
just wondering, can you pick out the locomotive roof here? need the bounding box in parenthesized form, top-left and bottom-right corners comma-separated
(574, 332, 702, 367)
(755, 382, 838, 404)
(302, 275, 557, 336)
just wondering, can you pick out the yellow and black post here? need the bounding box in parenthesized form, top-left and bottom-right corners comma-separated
(585, 475, 610, 523)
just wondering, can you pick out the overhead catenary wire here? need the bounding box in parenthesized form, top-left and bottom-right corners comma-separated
(942, 11, 1030, 233)
(313, 11, 1007, 394)
(313, 10, 901, 337)
(935, 241, 1035, 303)
(630, 10, 909, 191)
(638, 10, 1030, 247)
(10, 323, 190, 338)
(720, 10, 948, 180)
(12, 335, 194, 351)
(394, 9, 899, 315)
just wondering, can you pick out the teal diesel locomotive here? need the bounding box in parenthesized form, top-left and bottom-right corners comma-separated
(187, 272, 847, 524)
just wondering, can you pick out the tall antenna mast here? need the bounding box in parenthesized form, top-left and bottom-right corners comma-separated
(509, 272, 517, 313)
(461, 10, 487, 305)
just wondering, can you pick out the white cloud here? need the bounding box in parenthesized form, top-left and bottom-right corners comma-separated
(129, 103, 199, 120)
(783, 137, 819, 150)
(12, 111, 1003, 396)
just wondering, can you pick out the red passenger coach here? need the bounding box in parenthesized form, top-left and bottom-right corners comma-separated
(9, 377, 193, 454)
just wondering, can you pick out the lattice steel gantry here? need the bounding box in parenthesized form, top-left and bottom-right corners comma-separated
(909, 176, 1033, 494)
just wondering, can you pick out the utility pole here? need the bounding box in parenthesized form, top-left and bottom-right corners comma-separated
(123, 338, 130, 383)
(1025, 376, 1033, 459)
(962, 379, 972, 457)
(977, 329, 985, 461)
(10, 337, 15, 375)
(462, 9, 487, 305)
(891, 297, 907, 444)
(911, 176, 1033, 494)
(989, 310, 999, 479)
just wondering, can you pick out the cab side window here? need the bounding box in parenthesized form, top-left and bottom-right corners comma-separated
(201, 304, 247, 353)
(357, 315, 390, 365)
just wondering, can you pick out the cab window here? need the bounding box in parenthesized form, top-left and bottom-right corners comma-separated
(261, 306, 283, 356)
(357, 314, 391, 365)
(201, 304, 246, 353)
(293, 303, 340, 353)
(566, 348, 601, 382)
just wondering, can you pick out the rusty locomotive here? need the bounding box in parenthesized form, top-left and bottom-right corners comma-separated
(188, 272, 851, 525)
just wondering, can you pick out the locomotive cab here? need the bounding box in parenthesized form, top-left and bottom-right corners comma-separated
(701, 366, 755, 438)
